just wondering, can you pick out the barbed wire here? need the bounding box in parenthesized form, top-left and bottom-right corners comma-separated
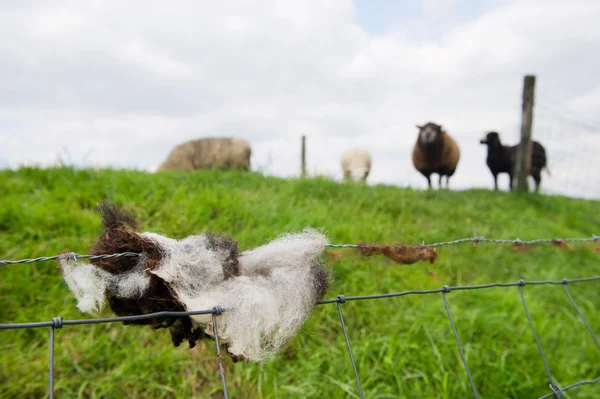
(0, 252, 140, 265)
(1, 235, 598, 265)
(324, 235, 600, 249)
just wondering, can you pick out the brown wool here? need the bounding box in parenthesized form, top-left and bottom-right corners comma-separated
(357, 242, 438, 265)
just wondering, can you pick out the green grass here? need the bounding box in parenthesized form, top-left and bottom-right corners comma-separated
(0, 167, 598, 399)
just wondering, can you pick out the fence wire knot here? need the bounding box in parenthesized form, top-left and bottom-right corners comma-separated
(561, 278, 569, 285)
(337, 295, 346, 304)
(51, 317, 63, 329)
(518, 279, 526, 286)
(62, 252, 77, 263)
(442, 285, 451, 293)
(212, 306, 224, 316)
(549, 382, 563, 398)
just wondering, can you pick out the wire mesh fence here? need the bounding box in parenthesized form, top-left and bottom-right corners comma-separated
(1, 236, 599, 398)
(531, 99, 600, 200)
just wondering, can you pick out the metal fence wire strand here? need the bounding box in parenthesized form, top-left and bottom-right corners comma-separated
(335, 296, 364, 399)
(441, 288, 480, 399)
(211, 307, 229, 399)
(561, 284, 600, 349)
(321, 234, 600, 250)
(538, 377, 600, 399)
(0, 251, 140, 265)
(518, 283, 562, 398)
(48, 317, 62, 399)
(1, 235, 599, 266)
(315, 276, 600, 305)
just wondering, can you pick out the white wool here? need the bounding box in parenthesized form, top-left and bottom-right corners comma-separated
(157, 228, 329, 361)
(111, 258, 152, 299)
(184, 266, 320, 361)
(61, 260, 109, 313)
(142, 232, 228, 292)
(60, 254, 152, 313)
(341, 147, 372, 181)
(61, 231, 227, 314)
(238, 228, 327, 275)
(61, 227, 329, 362)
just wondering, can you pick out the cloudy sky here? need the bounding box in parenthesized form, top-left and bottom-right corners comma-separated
(1, 0, 599, 199)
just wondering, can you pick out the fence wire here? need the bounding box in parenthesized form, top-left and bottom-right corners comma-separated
(1, 235, 598, 266)
(1, 236, 599, 398)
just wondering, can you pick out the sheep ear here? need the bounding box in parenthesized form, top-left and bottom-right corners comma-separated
(416, 125, 423, 130)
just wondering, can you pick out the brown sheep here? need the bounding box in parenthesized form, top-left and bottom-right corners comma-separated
(158, 137, 252, 172)
(412, 122, 461, 189)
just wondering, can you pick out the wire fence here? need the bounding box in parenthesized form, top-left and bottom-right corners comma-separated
(532, 99, 600, 200)
(1, 235, 599, 398)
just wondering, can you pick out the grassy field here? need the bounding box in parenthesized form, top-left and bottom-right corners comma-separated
(0, 167, 598, 399)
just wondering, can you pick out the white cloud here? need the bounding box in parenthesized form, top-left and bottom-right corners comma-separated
(421, 0, 460, 15)
(0, 0, 599, 199)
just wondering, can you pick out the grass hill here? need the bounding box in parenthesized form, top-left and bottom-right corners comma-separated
(0, 167, 598, 398)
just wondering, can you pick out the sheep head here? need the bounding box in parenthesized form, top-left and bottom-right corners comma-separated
(480, 131, 502, 147)
(416, 122, 443, 147)
(348, 167, 370, 181)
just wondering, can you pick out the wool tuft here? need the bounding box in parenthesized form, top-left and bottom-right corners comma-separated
(59, 202, 331, 362)
(174, 228, 331, 361)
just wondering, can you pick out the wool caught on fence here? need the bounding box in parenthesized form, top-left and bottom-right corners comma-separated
(59, 201, 332, 362)
(356, 242, 439, 264)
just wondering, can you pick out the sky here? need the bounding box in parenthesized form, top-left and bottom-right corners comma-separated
(1, 0, 599, 199)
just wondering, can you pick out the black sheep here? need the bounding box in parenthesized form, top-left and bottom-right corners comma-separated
(480, 131, 550, 191)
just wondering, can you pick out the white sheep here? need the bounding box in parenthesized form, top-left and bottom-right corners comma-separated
(341, 147, 372, 182)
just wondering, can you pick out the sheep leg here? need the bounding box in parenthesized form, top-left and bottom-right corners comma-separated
(446, 176, 450, 189)
(438, 174, 442, 190)
(532, 170, 542, 192)
(343, 170, 351, 181)
(508, 174, 513, 191)
(426, 176, 432, 189)
(493, 174, 498, 191)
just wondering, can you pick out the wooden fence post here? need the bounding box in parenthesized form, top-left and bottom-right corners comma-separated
(514, 75, 536, 192)
(301, 135, 306, 178)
